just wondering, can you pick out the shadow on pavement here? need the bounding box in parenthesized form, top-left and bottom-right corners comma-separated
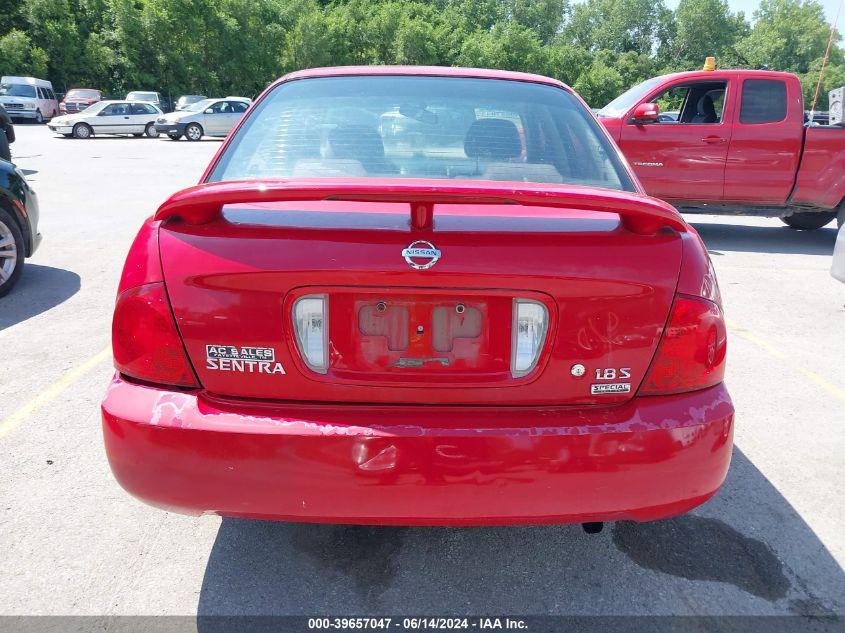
(196, 448, 845, 620)
(0, 264, 80, 330)
(691, 221, 837, 256)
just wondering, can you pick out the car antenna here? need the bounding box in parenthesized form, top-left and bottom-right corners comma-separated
(809, 0, 844, 121)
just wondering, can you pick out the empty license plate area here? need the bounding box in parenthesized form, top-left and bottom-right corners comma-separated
(328, 289, 515, 384)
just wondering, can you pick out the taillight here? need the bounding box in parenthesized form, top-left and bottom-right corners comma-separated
(112, 282, 199, 388)
(293, 294, 329, 373)
(511, 299, 548, 378)
(639, 294, 726, 395)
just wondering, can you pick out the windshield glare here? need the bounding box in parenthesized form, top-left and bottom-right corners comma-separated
(78, 102, 108, 115)
(0, 83, 37, 98)
(67, 90, 100, 100)
(597, 76, 667, 118)
(209, 76, 633, 192)
(185, 99, 214, 113)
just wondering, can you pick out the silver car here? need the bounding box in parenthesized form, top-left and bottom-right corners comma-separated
(154, 97, 250, 141)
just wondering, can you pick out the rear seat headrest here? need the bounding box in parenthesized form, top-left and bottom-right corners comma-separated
(464, 119, 521, 161)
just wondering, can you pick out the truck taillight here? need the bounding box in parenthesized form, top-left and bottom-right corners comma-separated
(511, 299, 548, 378)
(639, 294, 726, 395)
(112, 282, 199, 388)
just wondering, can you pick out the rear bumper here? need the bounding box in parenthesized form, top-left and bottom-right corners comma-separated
(102, 376, 734, 525)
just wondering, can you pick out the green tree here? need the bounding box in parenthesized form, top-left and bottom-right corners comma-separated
(457, 21, 546, 74)
(567, 0, 673, 55)
(0, 29, 48, 77)
(667, 0, 748, 68)
(573, 59, 623, 106)
(545, 43, 592, 85)
(801, 58, 845, 110)
(0, 0, 23, 35)
(736, 0, 842, 73)
(508, 0, 568, 44)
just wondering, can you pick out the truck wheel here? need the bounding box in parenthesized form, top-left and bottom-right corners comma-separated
(780, 211, 837, 230)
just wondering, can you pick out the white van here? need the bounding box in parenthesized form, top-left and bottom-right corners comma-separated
(0, 76, 60, 123)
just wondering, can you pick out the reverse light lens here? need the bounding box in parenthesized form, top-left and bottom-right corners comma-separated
(112, 282, 199, 388)
(293, 294, 329, 373)
(511, 299, 548, 378)
(640, 295, 727, 395)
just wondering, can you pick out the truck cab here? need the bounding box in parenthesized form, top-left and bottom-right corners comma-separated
(597, 69, 845, 230)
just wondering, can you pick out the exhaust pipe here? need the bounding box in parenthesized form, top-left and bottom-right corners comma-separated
(582, 522, 604, 534)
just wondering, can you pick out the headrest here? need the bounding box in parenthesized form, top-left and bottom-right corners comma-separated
(464, 119, 521, 161)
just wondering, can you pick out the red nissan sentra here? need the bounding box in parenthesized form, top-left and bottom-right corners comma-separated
(102, 66, 733, 529)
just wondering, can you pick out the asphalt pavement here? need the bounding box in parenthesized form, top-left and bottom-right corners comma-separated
(0, 125, 843, 625)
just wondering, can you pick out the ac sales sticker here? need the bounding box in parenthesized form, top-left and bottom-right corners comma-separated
(591, 383, 631, 395)
(206, 344, 285, 375)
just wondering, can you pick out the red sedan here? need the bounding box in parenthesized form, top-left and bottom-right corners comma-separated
(102, 66, 733, 529)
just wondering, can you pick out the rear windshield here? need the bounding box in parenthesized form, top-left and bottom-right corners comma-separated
(208, 76, 634, 191)
(127, 92, 157, 101)
(0, 83, 37, 98)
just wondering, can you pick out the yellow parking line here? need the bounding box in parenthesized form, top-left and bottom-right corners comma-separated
(0, 346, 112, 440)
(797, 367, 845, 402)
(726, 319, 845, 401)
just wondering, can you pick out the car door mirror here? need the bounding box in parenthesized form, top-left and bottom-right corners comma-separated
(632, 103, 660, 124)
(205, 108, 214, 114)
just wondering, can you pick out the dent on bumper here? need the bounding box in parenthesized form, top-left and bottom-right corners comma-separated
(101, 375, 734, 525)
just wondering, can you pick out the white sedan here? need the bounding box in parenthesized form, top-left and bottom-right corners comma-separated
(153, 97, 250, 141)
(48, 100, 163, 139)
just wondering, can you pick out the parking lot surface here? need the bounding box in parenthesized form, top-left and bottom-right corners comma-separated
(1, 125, 844, 620)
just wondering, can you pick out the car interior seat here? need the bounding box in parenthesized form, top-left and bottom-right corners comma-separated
(327, 124, 398, 174)
(692, 95, 718, 124)
(464, 119, 522, 163)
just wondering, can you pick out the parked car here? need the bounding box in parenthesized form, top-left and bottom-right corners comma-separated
(0, 76, 59, 123)
(154, 97, 250, 140)
(48, 100, 163, 138)
(103, 66, 733, 530)
(125, 91, 170, 113)
(0, 156, 41, 295)
(60, 88, 103, 114)
(597, 68, 845, 230)
(174, 95, 207, 111)
(0, 104, 13, 162)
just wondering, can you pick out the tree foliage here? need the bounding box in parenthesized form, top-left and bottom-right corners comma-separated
(0, 0, 842, 109)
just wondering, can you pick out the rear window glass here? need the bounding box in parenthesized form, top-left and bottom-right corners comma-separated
(740, 79, 787, 124)
(209, 76, 634, 192)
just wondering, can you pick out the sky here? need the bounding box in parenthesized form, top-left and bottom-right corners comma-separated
(663, 0, 843, 25)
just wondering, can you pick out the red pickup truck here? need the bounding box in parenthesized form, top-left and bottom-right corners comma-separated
(597, 69, 845, 230)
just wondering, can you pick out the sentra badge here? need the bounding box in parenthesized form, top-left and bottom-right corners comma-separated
(206, 345, 285, 375)
(402, 240, 441, 270)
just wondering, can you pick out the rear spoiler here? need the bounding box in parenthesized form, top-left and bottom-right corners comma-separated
(154, 178, 687, 235)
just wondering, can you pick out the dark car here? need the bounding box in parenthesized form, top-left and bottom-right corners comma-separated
(0, 155, 40, 295)
(126, 91, 171, 113)
(175, 95, 207, 111)
(0, 103, 14, 162)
